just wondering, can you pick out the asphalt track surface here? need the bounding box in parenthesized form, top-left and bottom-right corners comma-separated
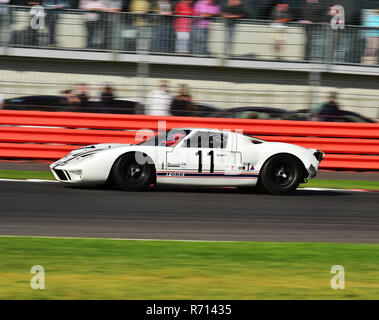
(1, 181, 379, 243)
(2, 161, 379, 181)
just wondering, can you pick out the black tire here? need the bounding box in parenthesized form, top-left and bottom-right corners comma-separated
(110, 153, 155, 191)
(259, 154, 303, 195)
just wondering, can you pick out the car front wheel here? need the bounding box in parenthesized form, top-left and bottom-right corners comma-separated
(111, 153, 155, 191)
(260, 154, 304, 195)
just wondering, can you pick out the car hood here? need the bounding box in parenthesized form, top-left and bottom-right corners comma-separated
(258, 141, 314, 155)
(50, 143, 131, 168)
(71, 143, 130, 156)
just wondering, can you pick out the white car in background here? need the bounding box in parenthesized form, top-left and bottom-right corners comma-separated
(50, 128, 324, 194)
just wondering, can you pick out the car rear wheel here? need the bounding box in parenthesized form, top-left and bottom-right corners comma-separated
(111, 153, 155, 191)
(260, 154, 303, 195)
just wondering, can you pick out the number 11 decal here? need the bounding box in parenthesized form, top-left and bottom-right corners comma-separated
(208, 150, 214, 173)
(196, 150, 202, 173)
(196, 150, 214, 173)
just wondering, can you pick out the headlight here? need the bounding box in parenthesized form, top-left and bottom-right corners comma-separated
(313, 150, 324, 162)
(70, 170, 82, 176)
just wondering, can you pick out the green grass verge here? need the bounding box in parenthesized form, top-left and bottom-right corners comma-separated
(0, 236, 379, 299)
(0, 169, 378, 190)
(301, 179, 379, 190)
(0, 169, 54, 180)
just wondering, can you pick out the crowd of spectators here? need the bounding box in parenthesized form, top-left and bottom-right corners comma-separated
(54, 80, 196, 116)
(16, 80, 198, 115)
(145, 80, 198, 117)
(60, 83, 117, 112)
(0, 0, 378, 63)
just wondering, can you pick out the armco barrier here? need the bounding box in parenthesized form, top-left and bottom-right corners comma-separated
(1, 110, 379, 170)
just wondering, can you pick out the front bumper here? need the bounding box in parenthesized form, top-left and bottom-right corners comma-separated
(306, 150, 324, 179)
(308, 164, 317, 179)
(50, 165, 83, 183)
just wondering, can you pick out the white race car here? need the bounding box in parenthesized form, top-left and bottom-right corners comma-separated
(50, 128, 324, 194)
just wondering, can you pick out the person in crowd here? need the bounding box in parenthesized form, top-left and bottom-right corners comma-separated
(42, 0, 70, 47)
(298, 0, 328, 61)
(100, 84, 115, 113)
(129, 0, 150, 15)
(145, 80, 172, 116)
(117, 0, 134, 51)
(326, 5, 350, 63)
(192, 0, 220, 55)
(317, 91, 341, 122)
(298, 0, 324, 24)
(170, 84, 195, 116)
(80, 0, 107, 49)
(103, 0, 122, 50)
(269, 3, 292, 60)
(129, 0, 152, 52)
(174, 0, 194, 53)
(75, 83, 90, 112)
(16, 0, 43, 46)
(0, 0, 11, 46)
(62, 89, 81, 111)
(0, 92, 4, 109)
(152, 0, 173, 53)
(362, 9, 379, 65)
(222, 0, 245, 56)
(121, 0, 131, 11)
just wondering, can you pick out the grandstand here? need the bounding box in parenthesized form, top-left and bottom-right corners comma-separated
(0, 0, 378, 119)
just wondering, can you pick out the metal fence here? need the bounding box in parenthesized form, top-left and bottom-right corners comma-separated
(1, 5, 378, 65)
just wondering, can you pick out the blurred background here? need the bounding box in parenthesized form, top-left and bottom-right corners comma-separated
(0, 0, 378, 122)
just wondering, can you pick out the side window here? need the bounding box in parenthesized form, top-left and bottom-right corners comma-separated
(185, 132, 207, 148)
(10, 99, 25, 103)
(208, 133, 227, 148)
(185, 132, 227, 149)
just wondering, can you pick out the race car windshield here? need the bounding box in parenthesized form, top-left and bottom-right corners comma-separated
(137, 129, 190, 146)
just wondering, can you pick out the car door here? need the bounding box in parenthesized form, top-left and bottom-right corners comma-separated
(165, 131, 239, 185)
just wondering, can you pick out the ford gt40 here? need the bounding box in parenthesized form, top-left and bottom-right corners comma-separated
(50, 128, 324, 194)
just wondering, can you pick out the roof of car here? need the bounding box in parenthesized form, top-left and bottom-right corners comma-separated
(6, 95, 64, 101)
(224, 106, 288, 113)
(173, 128, 235, 134)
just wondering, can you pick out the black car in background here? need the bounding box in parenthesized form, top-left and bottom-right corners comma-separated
(4, 95, 69, 112)
(88, 98, 144, 114)
(5, 96, 375, 123)
(192, 103, 221, 117)
(209, 106, 289, 120)
(284, 109, 377, 123)
(4, 95, 220, 116)
(4, 95, 143, 114)
(208, 106, 376, 123)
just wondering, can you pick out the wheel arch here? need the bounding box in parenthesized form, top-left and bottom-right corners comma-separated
(106, 151, 157, 185)
(258, 152, 308, 183)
